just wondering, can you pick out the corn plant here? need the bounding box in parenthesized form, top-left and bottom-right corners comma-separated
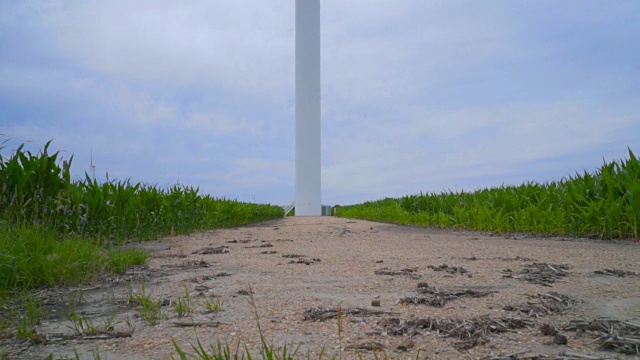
(0, 139, 283, 293)
(338, 148, 640, 240)
(1, 140, 284, 245)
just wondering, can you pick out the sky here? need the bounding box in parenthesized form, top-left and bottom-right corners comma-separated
(1, 1, 639, 206)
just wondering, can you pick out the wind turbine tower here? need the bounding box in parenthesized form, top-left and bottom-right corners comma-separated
(295, 0, 321, 216)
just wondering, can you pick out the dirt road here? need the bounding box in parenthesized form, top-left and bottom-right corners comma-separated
(9, 216, 640, 359)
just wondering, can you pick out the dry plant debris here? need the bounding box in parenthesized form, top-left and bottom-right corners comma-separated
(374, 267, 421, 279)
(45, 331, 133, 344)
(161, 259, 211, 269)
(503, 292, 578, 317)
(496, 256, 536, 262)
(539, 323, 558, 336)
(565, 318, 640, 355)
(453, 256, 535, 262)
(172, 321, 223, 328)
(344, 341, 384, 351)
(281, 253, 321, 264)
(593, 268, 638, 277)
(302, 307, 395, 322)
(288, 257, 321, 265)
(244, 243, 273, 248)
(379, 316, 533, 350)
(192, 246, 229, 254)
(428, 263, 468, 274)
(487, 350, 606, 359)
(400, 285, 497, 307)
(502, 263, 570, 286)
(396, 338, 415, 351)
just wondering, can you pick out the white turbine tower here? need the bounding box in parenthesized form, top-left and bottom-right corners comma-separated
(295, 0, 321, 216)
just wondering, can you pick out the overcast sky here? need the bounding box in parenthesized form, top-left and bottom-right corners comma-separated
(1, 1, 638, 206)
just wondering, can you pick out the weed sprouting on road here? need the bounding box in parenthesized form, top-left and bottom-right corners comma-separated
(173, 287, 193, 317)
(133, 283, 164, 325)
(1, 292, 45, 343)
(203, 297, 224, 314)
(171, 286, 429, 360)
(337, 148, 639, 240)
(171, 286, 309, 360)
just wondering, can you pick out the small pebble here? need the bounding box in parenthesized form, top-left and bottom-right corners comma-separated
(553, 334, 568, 345)
(371, 300, 381, 307)
(540, 323, 557, 336)
(397, 339, 415, 351)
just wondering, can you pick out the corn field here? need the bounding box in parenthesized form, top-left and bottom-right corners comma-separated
(0, 140, 283, 291)
(0, 140, 284, 244)
(336, 149, 640, 240)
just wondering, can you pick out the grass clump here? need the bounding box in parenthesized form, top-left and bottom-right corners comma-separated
(63, 307, 98, 336)
(172, 338, 245, 360)
(173, 285, 302, 360)
(134, 283, 164, 325)
(0, 292, 46, 343)
(337, 149, 640, 240)
(107, 248, 148, 274)
(0, 223, 104, 290)
(173, 288, 192, 317)
(0, 222, 148, 292)
(203, 297, 223, 314)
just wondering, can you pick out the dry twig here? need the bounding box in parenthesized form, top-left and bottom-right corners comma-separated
(503, 292, 578, 317)
(502, 263, 569, 286)
(400, 285, 496, 307)
(303, 307, 397, 322)
(565, 318, 640, 355)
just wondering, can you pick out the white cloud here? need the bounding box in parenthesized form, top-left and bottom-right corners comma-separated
(322, 101, 639, 204)
(44, 1, 294, 97)
(0, 64, 98, 102)
(116, 87, 177, 124)
(186, 112, 254, 135)
(183, 157, 293, 200)
(2, 1, 639, 205)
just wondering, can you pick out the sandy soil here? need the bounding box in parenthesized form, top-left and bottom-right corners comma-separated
(5, 216, 640, 359)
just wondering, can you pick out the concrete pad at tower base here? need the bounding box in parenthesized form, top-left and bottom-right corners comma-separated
(295, 202, 321, 216)
(292, 204, 332, 216)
